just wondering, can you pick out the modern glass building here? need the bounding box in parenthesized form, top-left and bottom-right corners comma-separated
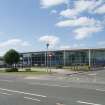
(20, 48, 105, 67)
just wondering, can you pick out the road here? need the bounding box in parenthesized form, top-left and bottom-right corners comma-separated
(0, 70, 105, 105)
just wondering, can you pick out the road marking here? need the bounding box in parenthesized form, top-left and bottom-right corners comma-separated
(88, 74, 96, 76)
(0, 88, 46, 97)
(96, 89, 105, 92)
(30, 83, 70, 88)
(56, 102, 65, 105)
(0, 92, 12, 95)
(24, 97, 41, 102)
(77, 100, 101, 105)
(0, 80, 13, 82)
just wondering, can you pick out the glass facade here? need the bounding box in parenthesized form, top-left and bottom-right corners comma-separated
(20, 49, 105, 67)
(91, 50, 105, 66)
(64, 50, 89, 66)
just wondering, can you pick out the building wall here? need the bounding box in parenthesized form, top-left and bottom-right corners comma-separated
(91, 50, 105, 66)
(20, 49, 105, 67)
(64, 50, 89, 66)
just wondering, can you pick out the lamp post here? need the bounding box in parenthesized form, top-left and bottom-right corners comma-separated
(46, 43, 49, 72)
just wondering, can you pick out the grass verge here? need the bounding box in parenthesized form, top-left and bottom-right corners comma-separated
(0, 68, 51, 76)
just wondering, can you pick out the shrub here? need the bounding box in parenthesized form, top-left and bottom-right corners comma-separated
(25, 68, 31, 72)
(5, 68, 18, 72)
(56, 65, 63, 69)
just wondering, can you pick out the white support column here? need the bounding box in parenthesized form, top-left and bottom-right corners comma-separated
(30, 55, 32, 67)
(46, 43, 49, 72)
(89, 49, 91, 67)
(28, 56, 30, 66)
(63, 50, 66, 66)
(45, 52, 47, 67)
(49, 55, 51, 73)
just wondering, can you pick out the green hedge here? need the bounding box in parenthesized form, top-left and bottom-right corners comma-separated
(25, 68, 31, 72)
(5, 68, 18, 72)
(56, 65, 63, 69)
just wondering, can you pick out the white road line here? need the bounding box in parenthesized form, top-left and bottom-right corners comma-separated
(30, 83, 70, 88)
(96, 89, 105, 92)
(0, 80, 13, 82)
(88, 74, 96, 76)
(0, 92, 12, 95)
(0, 88, 46, 97)
(24, 97, 41, 102)
(77, 100, 101, 105)
(56, 102, 65, 105)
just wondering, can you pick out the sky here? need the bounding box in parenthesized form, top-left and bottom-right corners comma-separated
(0, 0, 105, 55)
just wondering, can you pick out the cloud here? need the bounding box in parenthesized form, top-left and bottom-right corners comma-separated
(50, 10, 58, 14)
(40, 0, 105, 41)
(0, 32, 5, 35)
(59, 0, 103, 18)
(39, 35, 59, 48)
(59, 9, 78, 18)
(0, 39, 30, 55)
(74, 0, 102, 13)
(94, 4, 105, 14)
(56, 19, 74, 27)
(22, 41, 30, 47)
(0, 39, 30, 48)
(56, 17, 101, 27)
(40, 0, 67, 8)
(56, 15, 103, 40)
(72, 44, 85, 48)
(98, 41, 105, 45)
(60, 44, 85, 50)
(74, 26, 103, 40)
(60, 45, 71, 50)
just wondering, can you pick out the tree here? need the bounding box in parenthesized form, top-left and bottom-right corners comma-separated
(4, 49, 20, 68)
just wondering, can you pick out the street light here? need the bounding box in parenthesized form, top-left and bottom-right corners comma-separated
(46, 43, 49, 72)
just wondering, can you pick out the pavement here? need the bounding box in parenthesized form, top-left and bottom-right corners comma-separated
(0, 69, 105, 105)
(25, 69, 84, 80)
(50, 69, 80, 74)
